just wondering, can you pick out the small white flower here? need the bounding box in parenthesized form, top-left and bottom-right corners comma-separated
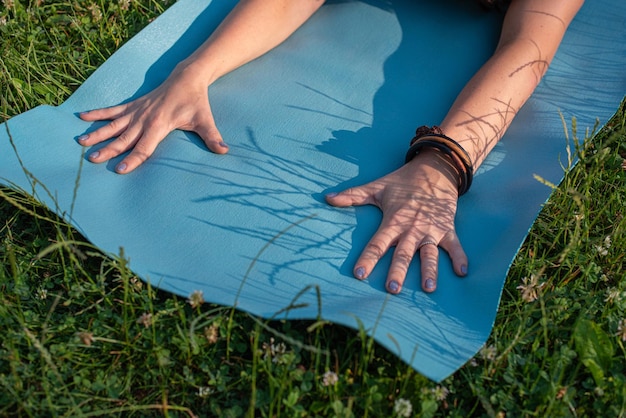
(118, 0, 131, 11)
(595, 245, 608, 256)
(136, 312, 153, 328)
(617, 319, 626, 342)
(393, 398, 413, 418)
(594, 236, 612, 256)
(204, 323, 219, 344)
(197, 386, 213, 397)
(262, 337, 288, 363)
(37, 288, 48, 300)
(188, 290, 204, 308)
(87, 4, 102, 22)
(479, 344, 497, 362)
(516, 274, 545, 303)
(605, 287, 623, 304)
(431, 385, 449, 401)
(322, 371, 338, 387)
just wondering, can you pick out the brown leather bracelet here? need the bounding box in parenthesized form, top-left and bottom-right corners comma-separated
(405, 129, 474, 196)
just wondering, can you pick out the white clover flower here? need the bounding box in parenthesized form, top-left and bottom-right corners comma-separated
(432, 385, 449, 401)
(517, 274, 545, 303)
(605, 287, 623, 304)
(617, 319, 626, 342)
(197, 386, 213, 397)
(262, 337, 288, 363)
(594, 236, 612, 256)
(188, 290, 204, 308)
(119, 0, 131, 11)
(87, 4, 102, 22)
(37, 287, 48, 300)
(322, 371, 338, 387)
(393, 398, 413, 418)
(204, 323, 219, 344)
(136, 312, 153, 328)
(595, 245, 608, 256)
(479, 344, 497, 362)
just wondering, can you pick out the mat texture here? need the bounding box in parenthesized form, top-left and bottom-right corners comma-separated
(1, 0, 624, 381)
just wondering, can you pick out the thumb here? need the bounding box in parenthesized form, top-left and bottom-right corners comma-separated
(194, 111, 229, 155)
(325, 184, 377, 208)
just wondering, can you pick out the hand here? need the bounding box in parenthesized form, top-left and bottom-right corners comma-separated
(326, 149, 468, 294)
(77, 63, 228, 174)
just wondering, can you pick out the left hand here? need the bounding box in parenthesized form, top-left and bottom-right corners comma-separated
(325, 149, 468, 294)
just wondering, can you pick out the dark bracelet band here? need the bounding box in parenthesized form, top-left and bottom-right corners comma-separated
(405, 128, 474, 196)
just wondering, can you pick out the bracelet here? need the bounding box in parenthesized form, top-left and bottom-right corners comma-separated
(404, 126, 474, 196)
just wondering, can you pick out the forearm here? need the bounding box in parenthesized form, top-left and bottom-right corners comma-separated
(439, 0, 583, 169)
(176, 0, 325, 85)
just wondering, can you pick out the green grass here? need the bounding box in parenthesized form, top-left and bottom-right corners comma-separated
(2, 1, 626, 416)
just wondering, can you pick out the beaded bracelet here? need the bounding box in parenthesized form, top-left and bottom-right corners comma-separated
(404, 126, 474, 196)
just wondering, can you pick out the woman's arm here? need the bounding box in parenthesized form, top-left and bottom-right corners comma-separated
(326, 0, 584, 294)
(441, 0, 584, 168)
(78, 0, 325, 174)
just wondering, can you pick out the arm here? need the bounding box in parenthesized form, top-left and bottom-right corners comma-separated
(441, 0, 584, 169)
(326, 0, 584, 294)
(78, 0, 325, 174)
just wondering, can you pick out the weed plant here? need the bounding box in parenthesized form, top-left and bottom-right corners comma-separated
(1, 1, 626, 416)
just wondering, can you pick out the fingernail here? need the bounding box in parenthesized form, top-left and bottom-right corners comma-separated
(88, 151, 100, 160)
(78, 134, 89, 142)
(355, 266, 366, 279)
(461, 265, 468, 275)
(388, 281, 400, 293)
(425, 279, 435, 290)
(219, 141, 228, 148)
(116, 162, 127, 173)
(326, 192, 338, 198)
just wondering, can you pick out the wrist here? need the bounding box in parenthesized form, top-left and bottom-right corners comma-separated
(405, 127, 474, 195)
(408, 149, 462, 195)
(172, 58, 218, 86)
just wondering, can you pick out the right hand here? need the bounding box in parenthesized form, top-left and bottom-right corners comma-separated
(78, 63, 228, 174)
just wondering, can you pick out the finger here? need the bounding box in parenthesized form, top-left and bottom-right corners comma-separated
(385, 235, 419, 294)
(325, 184, 377, 208)
(112, 121, 176, 174)
(419, 242, 439, 293)
(194, 112, 229, 155)
(439, 232, 469, 277)
(352, 227, 397, 281)
(79, 103, 130, 122)
(87, 122, 144, 168)
(78, 115, 132, 147)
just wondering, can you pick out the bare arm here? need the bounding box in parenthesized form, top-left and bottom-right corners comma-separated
(181, 0, 326, 86)
(440, 0, 584, 168)
(79, 0, 325, 173)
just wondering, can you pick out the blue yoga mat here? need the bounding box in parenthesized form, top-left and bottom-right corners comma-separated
(1, 0, 624, 381)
